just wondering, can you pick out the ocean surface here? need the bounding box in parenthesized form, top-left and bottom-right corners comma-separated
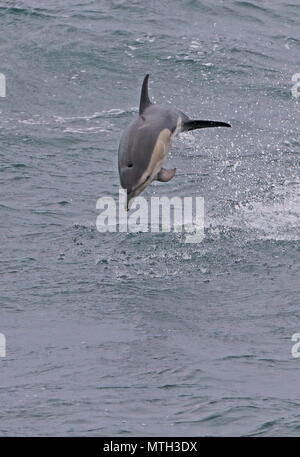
(0, 0, 299, 437)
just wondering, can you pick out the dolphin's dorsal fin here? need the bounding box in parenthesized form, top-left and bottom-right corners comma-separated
(139, 74, 151, 115)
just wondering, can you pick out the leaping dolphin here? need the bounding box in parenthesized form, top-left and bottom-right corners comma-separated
(118, 74, 231, 210)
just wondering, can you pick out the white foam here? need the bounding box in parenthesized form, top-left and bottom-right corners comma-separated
(217, 182, 300, 241)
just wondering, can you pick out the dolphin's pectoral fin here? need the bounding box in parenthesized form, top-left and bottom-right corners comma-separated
(182, 119, 231, 131)
(156, 168, 176, 182)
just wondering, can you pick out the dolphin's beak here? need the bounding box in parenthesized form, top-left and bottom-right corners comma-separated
(125, 170, 156, 211)
(126, 190, 134, 211)
(125, 179, 147, 211)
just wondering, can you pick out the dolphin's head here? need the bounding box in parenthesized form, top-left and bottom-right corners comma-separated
(118, 115, 172, 210)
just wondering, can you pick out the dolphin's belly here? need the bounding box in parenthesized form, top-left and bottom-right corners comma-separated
(171, 115, 182, 138)
(141, 128, 172, 185)
(148, 115, 180, 182)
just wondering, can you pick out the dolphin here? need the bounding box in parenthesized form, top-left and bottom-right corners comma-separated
(118, 74, 231, 210)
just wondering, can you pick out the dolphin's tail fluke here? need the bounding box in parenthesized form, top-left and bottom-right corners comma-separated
(182, 119, 231, 131)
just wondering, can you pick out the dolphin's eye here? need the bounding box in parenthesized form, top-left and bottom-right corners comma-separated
(127, 163, 133, 168)
(146, 175, 150, 180)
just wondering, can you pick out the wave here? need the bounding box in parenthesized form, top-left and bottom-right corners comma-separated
(210, 182, 300, 241)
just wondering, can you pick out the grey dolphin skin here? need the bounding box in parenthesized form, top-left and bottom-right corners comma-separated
(118, 74, 231, 210)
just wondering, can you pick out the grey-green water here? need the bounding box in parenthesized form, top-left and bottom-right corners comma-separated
(0, 0, 299, 436)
